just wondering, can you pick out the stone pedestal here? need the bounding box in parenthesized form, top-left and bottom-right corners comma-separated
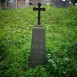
(30, 27, 46, 67)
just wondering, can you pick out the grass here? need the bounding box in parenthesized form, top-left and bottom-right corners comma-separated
(0, 5, 77, 77)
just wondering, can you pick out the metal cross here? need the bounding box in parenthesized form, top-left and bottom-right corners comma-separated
(33, 3, 46, 26)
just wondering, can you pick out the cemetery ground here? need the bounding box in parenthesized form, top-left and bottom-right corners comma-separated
(0, 5, 77, 77)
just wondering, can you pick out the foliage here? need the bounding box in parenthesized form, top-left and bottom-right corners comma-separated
(0, 6, 77, 77)
(70, 0, 77, 5)
(0, 0, 5, 3)
(25, 66, 50, 77)
(47, 51, 77, 77)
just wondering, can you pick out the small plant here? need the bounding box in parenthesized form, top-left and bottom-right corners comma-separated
(47, 51, 77, 77)
(25, 66, 50, 77)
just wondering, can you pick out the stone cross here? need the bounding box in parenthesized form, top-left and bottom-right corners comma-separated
(33, 3, 46, 25)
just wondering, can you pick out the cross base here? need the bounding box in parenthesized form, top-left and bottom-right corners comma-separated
(30, 26, 46, 67)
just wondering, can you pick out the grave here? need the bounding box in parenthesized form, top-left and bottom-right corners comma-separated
(4, 0, 29, 9)
(7, 0, 16, 8)
(52, 0, 69, 8)
(29, 0, 50, 5)
(30, 3, 46, 67)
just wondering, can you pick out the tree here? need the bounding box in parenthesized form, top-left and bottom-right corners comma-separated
(0, 0, 5, 4)
(70, 0, 77, 6)
(0, 0, 6, 9)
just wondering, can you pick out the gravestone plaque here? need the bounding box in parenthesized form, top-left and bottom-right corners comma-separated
(52, 0, 69, 8)
(30, 3, 46, 67)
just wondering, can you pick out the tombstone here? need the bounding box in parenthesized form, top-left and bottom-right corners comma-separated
(6, 0, 29, 9)
(46, 0, 51, 5)
(7, 0, 14, 8)
(29, 0, 42, 5)
(29, 0, 49, 5)
(18, 0, 26, 8)
(26, 0, 29, 7)
(30, 3, 46, 67)
(7, 0, 17, 8)
(52, 0, 69, 8)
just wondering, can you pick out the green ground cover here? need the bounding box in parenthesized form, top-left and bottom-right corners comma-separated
(0, 5, 77, 77)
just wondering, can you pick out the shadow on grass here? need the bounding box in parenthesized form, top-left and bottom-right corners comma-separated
(0, 39, 8, 77)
